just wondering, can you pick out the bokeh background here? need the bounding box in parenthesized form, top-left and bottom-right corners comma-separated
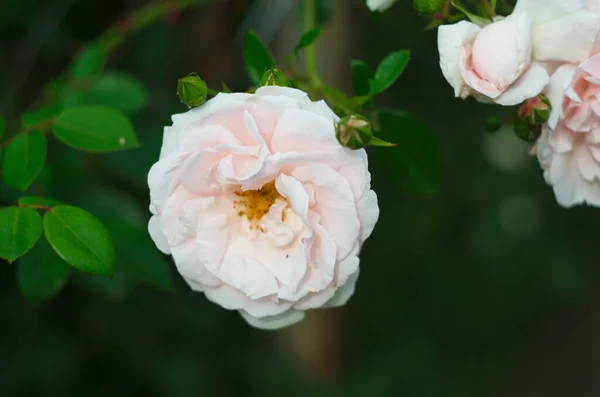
(2, 0, 600, 396)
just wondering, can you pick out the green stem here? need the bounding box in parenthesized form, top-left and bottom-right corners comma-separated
(95, 0, 212, 54)
(303, 0, 322, 89)
(482, 0, 495, 18)
(0, 0, 211, 149)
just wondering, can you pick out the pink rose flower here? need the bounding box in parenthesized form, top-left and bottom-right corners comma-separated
(147, 86, 379, 329)
(438, 0, 600, 105)
(535, 51, 600, 206)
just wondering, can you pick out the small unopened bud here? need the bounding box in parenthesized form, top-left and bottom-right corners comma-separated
(259, 68, 292, 87)
(177, 73, 207, 108)
(513, 94, 550, 142)
(336, 115, 373, 150)
(518, 94, 551, 126)
(513, 115, 541, 142)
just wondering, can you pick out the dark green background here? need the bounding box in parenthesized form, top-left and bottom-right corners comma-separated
(1, 0, 599, 396)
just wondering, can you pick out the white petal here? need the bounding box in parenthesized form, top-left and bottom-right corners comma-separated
(532, 10, 599, 63)
(206, 252, 280, 300)
(203, 284, 292, 317)
(148, 215, 170, 254)
(546, 65, 577, 129)
(275, 173, 310, 222)
(293, 164, 360, 260)
(438, 21, 481, 98)
(255, 86, 310, 102)
(356, 189, 379, 243)
(171, 240, 222, 288)
(324, 270, 360, 308)
(240, 309, 305, 330)
(513, 0, 586, 24)
(293, 289, 336, 310)
(271, 108, 337, 153)
(494, 62, 549, 105)
(550, 150, 600, 207)
(161, 94, 251, 159)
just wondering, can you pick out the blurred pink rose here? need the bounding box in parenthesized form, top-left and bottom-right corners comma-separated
(438, 0, 600, 105)
(535, 51, 600, 206)
(147, 86, 379, 329)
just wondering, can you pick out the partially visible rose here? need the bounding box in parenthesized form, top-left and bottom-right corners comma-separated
(438, 0, 600, 105)
(147, 86, 379, 329)
(367, 0, 397, 12)
(535, 54, 600, 207)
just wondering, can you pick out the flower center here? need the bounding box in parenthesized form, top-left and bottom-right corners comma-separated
(233, 182, 282, 221)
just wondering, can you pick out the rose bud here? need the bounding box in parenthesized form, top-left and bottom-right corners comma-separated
(177, 73, 207, 108)
(260, 68, 292, 87)
(517, 94, 551, 126)
(336, 115, 373, 150)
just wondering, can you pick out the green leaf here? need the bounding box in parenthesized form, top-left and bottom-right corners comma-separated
(451, 2, 491, 25)
(244, 30, 276, 85)
(104, 218, 173, 290)
(2, 131, 47, 191)
(69, 44, 106, 79)
(52, 105, 140, 152)
(16, 238, 70, 304)
(414, 0, 445, 13)
(87, 73, 149, 112)
(375, 110, 441, 195)
(22, 105, 61, 128)
(0, 116, 5, 140)
(221, 81, 232, 93)
(43, 206, 115, 277)
(369, 136, 396, 147)
(368, 50, 411, 95)
(18, 196, 63, 208)
(351, 60, 373, 97)
(322, 86, 349, 105)
(0, 206, 43, 262)
(295, 28, 321, 56)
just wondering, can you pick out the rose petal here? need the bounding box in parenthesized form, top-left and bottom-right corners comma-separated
(204, 284, 292, 317)
(324, 270, 360, 308)
(292, 164, 360, 260)
(356, 188, 379, 243)
(494, 62, 549, 105)
(240, 309, 304, 330)
(148, 215, 170, 254)
(532, 10, 599, 63)
(438, 21, 481, 98)
(546, 65, 577, 129)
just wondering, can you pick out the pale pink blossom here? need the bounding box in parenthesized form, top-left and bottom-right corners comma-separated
(147, 86, 379, 329)
(535, 53, 600, 206)
(438, 0, 600, 105)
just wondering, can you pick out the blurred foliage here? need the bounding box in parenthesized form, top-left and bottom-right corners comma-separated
(1, 0, 600, 397)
